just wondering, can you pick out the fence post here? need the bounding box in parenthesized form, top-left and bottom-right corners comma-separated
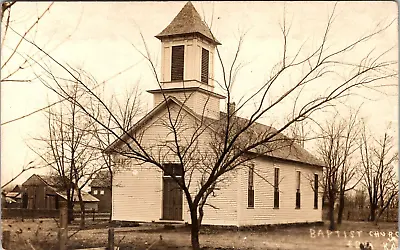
(58, 201, 68, 250)
(2, 230, 10, 249)
(108, 227, 114, 250)
(92, 208, 95, 221)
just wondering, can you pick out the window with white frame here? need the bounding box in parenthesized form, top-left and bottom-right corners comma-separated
(100, 190, 105, 195)
(93, 190, 98, 195)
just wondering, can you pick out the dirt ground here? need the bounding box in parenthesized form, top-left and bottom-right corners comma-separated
(1, 218, 398, 250)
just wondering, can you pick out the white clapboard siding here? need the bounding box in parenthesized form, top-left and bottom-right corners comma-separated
(112, 100, 323, 226)
(181, 169, 239, 226)
(153, 90, 220, 120)
(237, 157, 323, 226)
(200, 172, 239, 226)
(112, 162, 163, 222)
(113, 104, 214, 222)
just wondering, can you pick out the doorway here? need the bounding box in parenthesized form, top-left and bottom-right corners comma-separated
(162, 164, 183, 221)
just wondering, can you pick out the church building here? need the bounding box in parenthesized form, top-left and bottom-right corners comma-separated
(107, 2, 323, 227)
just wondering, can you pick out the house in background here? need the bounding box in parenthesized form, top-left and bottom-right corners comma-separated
(11, 185, 22, 193)
(21, 174, 99, 211)
(1, 192, 7, 208)
(2, 191, 18, 208)
(57, 191, 99, 212)
(21, 174, 65, 209)
(4, 191, 22, 208)
(89, 171, 112, 212)
(106, 2, 324, 227)
(1, 184, 23, 208)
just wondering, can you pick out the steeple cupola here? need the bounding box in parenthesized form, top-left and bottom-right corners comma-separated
(155, 1, 220, 89)
(148, 2, 225, 120)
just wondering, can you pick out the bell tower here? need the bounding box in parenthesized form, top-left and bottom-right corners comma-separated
(147, 1, 225, 120)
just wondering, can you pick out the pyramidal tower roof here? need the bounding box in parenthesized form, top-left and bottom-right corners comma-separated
(155, 1, 221, 45)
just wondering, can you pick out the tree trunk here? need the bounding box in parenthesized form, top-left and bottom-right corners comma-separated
(369, 204, 376, 222)
(190, 207, 201, 250)
(67, 201, 74, 224)
(77, 191, 85, 229)
(337, 191, 345, 224)
(79, 208, 85, 229)
(198, 203, 204, 228)
(328, 199, 336, 231)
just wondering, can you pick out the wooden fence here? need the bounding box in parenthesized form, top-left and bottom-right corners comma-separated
(2, 208, 110, 221)
(2, 208, 59, 219)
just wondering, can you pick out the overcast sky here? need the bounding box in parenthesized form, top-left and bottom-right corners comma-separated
(1, 1, 398, 186)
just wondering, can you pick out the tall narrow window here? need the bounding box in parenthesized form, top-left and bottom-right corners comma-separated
(248, 165, 254, 208)
(171, 45, 184, 81)
(201, 48, 209, 84)
(314, 174, 319, 209)
(274, 167, 279, 208)
(296, 171, 301, 209)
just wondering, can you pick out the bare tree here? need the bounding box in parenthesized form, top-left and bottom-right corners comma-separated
(285, 119, 312, 148)
(90, 83, 143, 220)
(31, 80, 105, 228)
(317, 110, 361, 230)
(343, 188, 368, 220)
(1, 2, 83, 126)
(359, 123, 398, 224)
(10, 3, 398, 249)
(1, 2, 56, 84)
(1, 161, 34, 189)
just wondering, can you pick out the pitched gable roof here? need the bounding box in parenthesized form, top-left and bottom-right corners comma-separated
(5, 192, 21, 199)
(105, 96, 204, 153)
(105, 96, 323, 167)
(22, 174, 72, 191)
(232, 117, 323, 167)
(56, 190, 99, 203)
(201, 112, 324, 167)
(11, 185, 21, 192)
(155, 1, 221, 45)
(37, 175, 71, 189)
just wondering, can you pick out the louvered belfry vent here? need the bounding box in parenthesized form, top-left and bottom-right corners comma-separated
(171, 45, 185, 81)
(201, 48, 209, 84)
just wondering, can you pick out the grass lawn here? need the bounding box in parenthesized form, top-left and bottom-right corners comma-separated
(2, 219, 398, 250)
